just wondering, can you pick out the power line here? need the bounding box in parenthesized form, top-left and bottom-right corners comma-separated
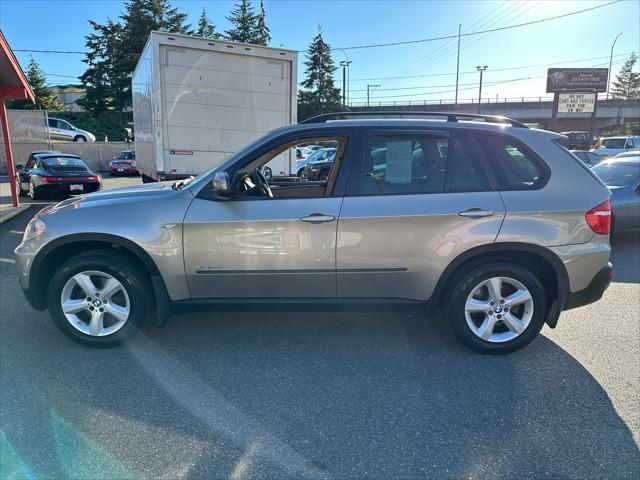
(350, 77, 534, 100)
(334, 0, 622, 50)
(13, 49, 85, 54)
(344, 52, 634, 82)
(348, 57, 629, 101)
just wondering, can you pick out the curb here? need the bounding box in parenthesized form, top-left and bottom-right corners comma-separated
(0, 204, 31, 224)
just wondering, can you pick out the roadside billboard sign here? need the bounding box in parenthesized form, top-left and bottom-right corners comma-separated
(557, 93, 596, 114)
(546, 68, 608, 93)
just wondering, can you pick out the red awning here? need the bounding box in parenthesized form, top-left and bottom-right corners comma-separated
(0, 29, 36, 102)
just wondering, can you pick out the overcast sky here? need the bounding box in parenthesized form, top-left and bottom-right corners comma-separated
(1, 0, 639, 105)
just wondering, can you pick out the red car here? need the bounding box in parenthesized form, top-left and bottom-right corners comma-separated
(109, 150, 138, 176)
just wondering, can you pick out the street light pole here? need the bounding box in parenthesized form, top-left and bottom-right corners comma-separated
(455, 24, 461, 107)
(606, 32, 622, 100)
(367, 84, 381, 108)
(476, 65, 488, 114)
(340, 60, 352, 108)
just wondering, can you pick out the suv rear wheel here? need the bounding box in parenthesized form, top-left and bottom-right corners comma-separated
(447, 262, 547, 354)
(47, 251, 152, 347)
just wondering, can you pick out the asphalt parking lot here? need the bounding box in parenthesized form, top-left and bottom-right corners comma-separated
(1, 176, 639, 479)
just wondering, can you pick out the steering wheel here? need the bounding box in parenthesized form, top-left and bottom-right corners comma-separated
(253, 168, 273, 198)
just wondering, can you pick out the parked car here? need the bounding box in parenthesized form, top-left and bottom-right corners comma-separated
(570, 150, 604, 167)
(562, 131, 597, 150)
(591, 157, 640, 235)
(296, 147, 337, 176)
(15, 152, 101, 199)
(301, 159, 334, 181)
(15, 112, 613, 354)
(109, 150, 138, 176)
(591, 136, 640, 158)
(47, 118, 95, 142)
(613, 150, 640, 159)
(296, 147, 312, 160)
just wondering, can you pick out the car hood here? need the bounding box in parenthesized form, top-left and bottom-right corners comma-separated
(39, 181, 183, 216)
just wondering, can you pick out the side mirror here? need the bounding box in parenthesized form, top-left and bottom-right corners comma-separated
(212, 171, 230, 198)
(15, 164, 23, 171)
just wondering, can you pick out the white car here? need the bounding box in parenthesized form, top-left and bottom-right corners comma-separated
(47, 117, 96, 142)
(590, 136, 640, 158)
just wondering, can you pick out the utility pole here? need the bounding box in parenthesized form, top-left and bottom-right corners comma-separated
(367, 84, 381, 108)
(455, 24, 461, 107)
(340, 60, 352, 108)
(606, 32, 622, 100)
(476, 65, 487, 114)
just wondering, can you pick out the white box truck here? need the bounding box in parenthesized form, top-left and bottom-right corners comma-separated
(132, 31, 297, 182)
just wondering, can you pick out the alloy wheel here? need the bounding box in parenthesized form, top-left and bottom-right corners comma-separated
(464, 276, 534, 343)
(60, 270, 130, 336)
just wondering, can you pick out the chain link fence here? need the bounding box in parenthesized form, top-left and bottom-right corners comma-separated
(0, 109, 48, 174)
(0, 109, 132, 173)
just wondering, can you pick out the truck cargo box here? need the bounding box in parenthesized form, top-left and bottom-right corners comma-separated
(132, 31, 297, 181)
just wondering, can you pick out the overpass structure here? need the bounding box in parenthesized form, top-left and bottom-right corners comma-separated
(350, 98, 639, 134)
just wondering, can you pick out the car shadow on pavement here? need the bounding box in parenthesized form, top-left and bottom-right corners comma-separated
(3, 306, 638, 479)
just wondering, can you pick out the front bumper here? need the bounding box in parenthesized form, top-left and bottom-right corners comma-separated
(110, 166, 138, 175)
(564, 262, 613, 310)
(15, 239, 47, 310)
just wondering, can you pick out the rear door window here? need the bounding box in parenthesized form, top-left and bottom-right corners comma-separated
(349, 131, 490, 195)
(478, 134, 545, 190)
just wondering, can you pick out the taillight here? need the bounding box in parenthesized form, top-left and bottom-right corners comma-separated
(585, 200, 611, 235)
(594, 143, 602, 149)
(41, 176, 56, 183)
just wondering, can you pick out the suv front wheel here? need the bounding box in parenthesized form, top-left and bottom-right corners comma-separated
(47, 251, 152, 347)
(447, 262, 547, 354)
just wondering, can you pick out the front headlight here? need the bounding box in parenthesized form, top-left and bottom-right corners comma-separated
(23, 218, 46, 242)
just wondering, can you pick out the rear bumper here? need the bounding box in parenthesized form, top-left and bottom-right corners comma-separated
(38, 182, 101, 195)
(564, 262, 613, 310)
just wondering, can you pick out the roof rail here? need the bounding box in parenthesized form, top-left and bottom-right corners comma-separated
(299, 111, 529, 128)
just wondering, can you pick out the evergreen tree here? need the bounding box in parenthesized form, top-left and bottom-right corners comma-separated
(11, 58, 64, 111)
(253, 0, 271, 46)
(196, 6, 219, 39)
(225, 0, 257, 44)
(610, 53, 640, 100)
(77, 19, 122, 113)
(298, 28, 342, 120)
(79, 0, 191, 113)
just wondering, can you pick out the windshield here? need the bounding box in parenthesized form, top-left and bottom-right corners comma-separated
(307, 148, 335, 162)
(601, 138, 626, 149)
(116, 151, 135, 160)
(42, 156, 86, 168)
(592, 161, 640, 187)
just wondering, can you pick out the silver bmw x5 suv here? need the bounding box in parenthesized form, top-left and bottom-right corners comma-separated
(15, 113, 614, 354)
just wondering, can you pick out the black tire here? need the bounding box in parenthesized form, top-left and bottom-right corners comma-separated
(447, 262, 547, 354)
(28, 180, 41, 200)
(47, 251, 153, 347)
(16, 177, 26, 196)
(73, 135, 87, 142)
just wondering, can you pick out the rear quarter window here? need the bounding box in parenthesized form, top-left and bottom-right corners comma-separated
(475, 134, 547, 190)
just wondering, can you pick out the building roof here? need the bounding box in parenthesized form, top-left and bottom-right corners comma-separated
(0, 29, 35, 102)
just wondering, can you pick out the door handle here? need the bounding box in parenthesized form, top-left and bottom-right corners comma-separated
(300, 213, 336, 224)
(459, 208, 494, 218)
